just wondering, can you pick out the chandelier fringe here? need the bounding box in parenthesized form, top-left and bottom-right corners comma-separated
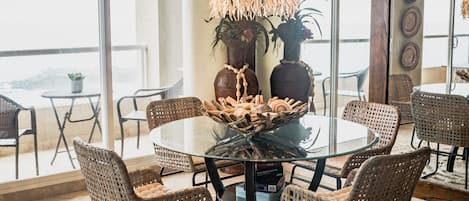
(209, 0, 299, 20)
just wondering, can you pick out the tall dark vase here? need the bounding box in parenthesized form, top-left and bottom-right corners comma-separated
(214, 40, 259, 100)
(270, 42, 311, 103)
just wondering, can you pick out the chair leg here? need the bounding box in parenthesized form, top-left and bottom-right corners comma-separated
(34, 134, 39, 176)
(447, 146, 459, 172)
(322, 94, 327, 116)
(15, 140, 19, 180)
(136, 121, 141, 149)
(119, 121, 125, 157)
(192, 172, 196, 186)
(410, 127, 418, 150)
(336, 177, 342, 190)
(290, 164, 298, 183)
(205, 170, 209, 188)
(422, 143, 439, 179)
(465, 149, 468, 189)
(160, 167, 165, 176)
(463, 148, 468, 160)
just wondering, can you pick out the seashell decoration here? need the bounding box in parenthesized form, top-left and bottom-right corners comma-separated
(201, 95, 308, 135)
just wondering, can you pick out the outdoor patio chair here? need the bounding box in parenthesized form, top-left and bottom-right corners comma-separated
(281, 148, 430, 201)
(290, 100, 400, 190)
(411, 90, 469, 189)
(389, 74, 414, 124)
(117, 79, 182, 157)
(0, 94, 39, 179)
(73, 138, 213, 201)
(146, 97, 242, 186)
(322, 67, 369, 115)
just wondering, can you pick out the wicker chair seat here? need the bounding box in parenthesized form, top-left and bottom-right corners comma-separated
(191, 157, 239, 173)
(316, 186, 351, 201)
(134, 182, 169, 199)
(123, 111, 147, 121)
(292, 155, 350, 178)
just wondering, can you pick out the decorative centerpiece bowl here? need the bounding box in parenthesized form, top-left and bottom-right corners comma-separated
(201, 95, 308, 135)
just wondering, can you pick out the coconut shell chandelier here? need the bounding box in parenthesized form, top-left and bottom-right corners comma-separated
(209, 0, 299, 20)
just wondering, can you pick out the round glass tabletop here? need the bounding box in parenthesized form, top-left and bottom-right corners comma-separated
(41, 90, 100, 99)
(149, 114, 379, 162)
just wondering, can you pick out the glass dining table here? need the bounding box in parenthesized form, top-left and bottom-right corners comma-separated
(149, 114, 379, 201)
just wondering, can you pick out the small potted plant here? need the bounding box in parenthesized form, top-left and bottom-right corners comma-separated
(68, 72, 85, 93)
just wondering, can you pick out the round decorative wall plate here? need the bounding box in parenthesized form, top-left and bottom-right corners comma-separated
(401, 6, 421, 37)
(400, 42, 420, 70)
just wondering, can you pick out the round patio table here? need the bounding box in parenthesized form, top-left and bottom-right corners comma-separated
(149, 114, 378, 201)
(42, 90, 101, 169)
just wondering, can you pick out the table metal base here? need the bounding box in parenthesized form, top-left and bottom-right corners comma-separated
(205, 158, 327, 201)
(48, 97, 101, 168)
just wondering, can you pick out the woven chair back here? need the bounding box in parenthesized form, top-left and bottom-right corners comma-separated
(389, 74, 413, 102)
(146, 97, 202, 172)
(73, 138, 137, 201)
(411, 91, 469, 147)
(348, 147, 430, 201)
(342, 101, 400, 152)
(164, 78, 183, 99)
(0, 95, 19, 139)
(146, 97, 202, 129)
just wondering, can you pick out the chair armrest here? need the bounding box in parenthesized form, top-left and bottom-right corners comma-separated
(280, 185, 335, 201)
(117, 90, 166, 119)
(130, 168, 163, 188)
(321, 73, 359, 91)
(28, 107, 37, 133)
(339, 145, 390, 178)
(343, 169, 358, 188)
(134, 87, 168, 96)
(142, 186, 213, 201)
(17, 106, 37, 134)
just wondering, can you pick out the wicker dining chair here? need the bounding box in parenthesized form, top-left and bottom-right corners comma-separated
(411, 90, 469, 189)
(290, 101, 400, 190)
(0, 94, 39, 179)
(146, 97, 242, 186)
(389, 74, 414, 124)
(117, 78, 182, 157)
(73, 138, 213, 201)
(281, 148, 430, 201)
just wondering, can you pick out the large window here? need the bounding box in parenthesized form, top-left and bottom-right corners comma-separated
(301, 0, 371, 115)
(0, 0, 149, 182)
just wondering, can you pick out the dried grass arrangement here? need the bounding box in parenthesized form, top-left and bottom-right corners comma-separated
(201, 95, 308, 135)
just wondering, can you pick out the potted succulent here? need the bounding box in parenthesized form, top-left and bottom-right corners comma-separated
(68, 72, 85, 93)
(210, 17, 270, 101)
(268, 2, 322, 103)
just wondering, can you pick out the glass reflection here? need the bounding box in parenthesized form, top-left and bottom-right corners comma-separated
(206, 121, 317, 159)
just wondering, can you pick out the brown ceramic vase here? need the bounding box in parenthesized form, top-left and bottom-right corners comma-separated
(270, 41, 310, 103)
(214, 39, 259, 100)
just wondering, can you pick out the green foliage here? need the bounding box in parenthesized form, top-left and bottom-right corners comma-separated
(266, 0, 322, 48)
(207, 17, 270, 53)
(67, 72, 86, 81)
